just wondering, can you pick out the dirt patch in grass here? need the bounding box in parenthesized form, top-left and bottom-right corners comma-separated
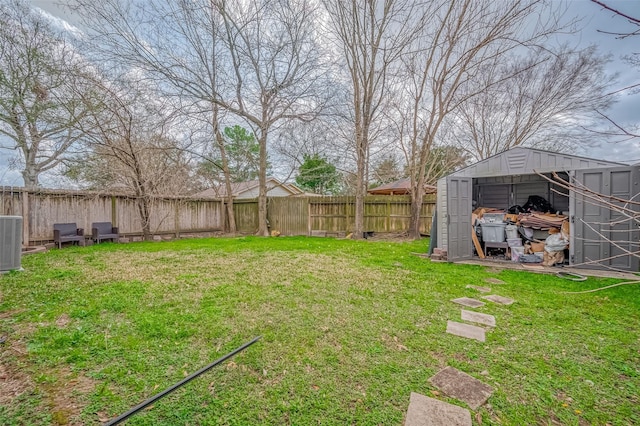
(79, 250, 389, 292)
(0, 308, 26, 319)
(55, 313, 71, 329)
(1, 344, 97, 425)
(45, 367, 97, 426)
(1, 308, 95, 425)
(353, 232, 413, 242)
(1, 309, 34, 406)
(0, 344, 34, 406)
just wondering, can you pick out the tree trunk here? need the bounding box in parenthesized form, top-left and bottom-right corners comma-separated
(138, 196, 152, 240)
(408, 176, 424, 239)
(21, 167, 39, 189)
(257, 129, 269, 236)
(354, 143, 366, 240)
(212, 106, 236, 233)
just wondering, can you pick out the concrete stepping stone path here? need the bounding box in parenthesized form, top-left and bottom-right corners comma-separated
(485, 278, 506, 285)
(482, 294, 515, 305)
(465, 285, 491, 293)
(446, 321, 486, 342)
(461, 309, 495, 327)
(404, 392, 471, 426)
(428, 366, 494, 410)
(450, 297, 485, 308)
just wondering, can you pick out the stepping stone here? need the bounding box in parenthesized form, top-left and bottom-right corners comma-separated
(482, 295, 515, 305)
(404, 392, 471, 426)
(466, 285, 491, 293)
(450, 297, 485, 308)
(428, 366, 494, 410)
(485, 278, 506, 285)
(461, 309, 495, 327)
(521, 264, 545, 271)
(446, 321, 486, 342)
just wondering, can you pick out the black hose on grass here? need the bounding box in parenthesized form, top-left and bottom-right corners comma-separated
(104, 336, 262, 426)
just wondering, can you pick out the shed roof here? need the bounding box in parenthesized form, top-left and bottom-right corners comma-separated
(446, 147, 625, 179)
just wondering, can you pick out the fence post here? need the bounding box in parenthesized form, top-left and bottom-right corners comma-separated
(111, 196, 117, 227)
(345, 197, 349, 233)
(307, 201, 312, 236)
(22, 189, 29, 246)
(175, 201, 180, 238)
(387, 199, 391, 232)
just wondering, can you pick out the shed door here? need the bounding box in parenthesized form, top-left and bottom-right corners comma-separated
(447, 176, 473, 261)
(573, 166, 639, 271)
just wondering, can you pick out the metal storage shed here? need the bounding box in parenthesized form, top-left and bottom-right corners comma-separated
(436, 147, 640, 271)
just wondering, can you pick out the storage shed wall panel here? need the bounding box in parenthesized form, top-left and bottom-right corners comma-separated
(446, 176, 472, 261)
(573, 166, 639, 271)
(439, 148, 636, 271)
(437, 178, 448, 250)
(452, 147, 623, 178)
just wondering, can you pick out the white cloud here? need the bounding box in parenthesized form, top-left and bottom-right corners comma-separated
(33, 6, 84, 39)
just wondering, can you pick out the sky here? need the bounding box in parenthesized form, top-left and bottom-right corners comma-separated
(1, 0, 639, 187)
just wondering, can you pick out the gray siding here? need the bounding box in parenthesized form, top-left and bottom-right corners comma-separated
(573, 166, 640, 271)
(452, 147, 624, 178)
(437, 178, 448, 250)
(446, 177, 473, 261)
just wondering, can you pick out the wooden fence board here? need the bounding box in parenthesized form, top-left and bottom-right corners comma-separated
(1, 188, 435, 244)
(268, 197, 309, 235)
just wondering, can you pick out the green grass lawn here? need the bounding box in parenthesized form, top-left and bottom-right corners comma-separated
(1, 236, 639, 425)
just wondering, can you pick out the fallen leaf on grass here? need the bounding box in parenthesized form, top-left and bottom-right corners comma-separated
(430, 390, 440, 396)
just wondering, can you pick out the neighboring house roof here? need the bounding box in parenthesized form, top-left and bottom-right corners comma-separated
(367, 178, 437, 195)
(194, 177, 304, 198)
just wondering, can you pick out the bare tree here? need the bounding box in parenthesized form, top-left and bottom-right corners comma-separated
(589, 0, 640, 141)
(371, 155, 404, 186)
(590, 0, 640, 38)
(452, 45, 613, 162)
(0, 0, 94, 188)
(71, 0, 328, 236)
(396, 0, 572, 238)
(69, 76, 191, 240)
(321, 0, 428, 238)
(69, 0, 243, 232)
(210, 0, 328, 235)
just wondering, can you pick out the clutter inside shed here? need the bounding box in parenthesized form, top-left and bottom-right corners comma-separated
(472, 194, 570, 266)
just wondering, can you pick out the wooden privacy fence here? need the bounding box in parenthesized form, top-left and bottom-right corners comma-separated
(234, 195, 435, 236)
(0, 187, 435, 245)
(0, 187, 225, 245)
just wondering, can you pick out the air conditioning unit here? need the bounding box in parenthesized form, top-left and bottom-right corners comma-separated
(0, 216, 23, 273)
